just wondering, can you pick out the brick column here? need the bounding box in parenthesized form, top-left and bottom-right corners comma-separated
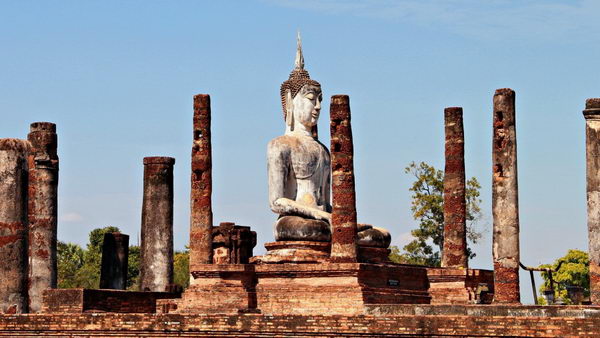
(99, 232, 129, 290)
(190, 94, 213, 267)
(329, 95, 358, 263)
(492, 88, 520, 304)
(441, 107, 468, 268)
(27, 122, 59, 312)
(140, 157, 175, 292)
(583, 98, 600, 304)
(0, 139, 29, 313)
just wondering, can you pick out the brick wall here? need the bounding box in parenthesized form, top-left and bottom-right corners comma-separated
(0, 307, 599, 337)
(42, 289, 181, 313)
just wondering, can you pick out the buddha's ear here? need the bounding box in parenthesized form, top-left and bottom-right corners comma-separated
(285, 89, 294, 130)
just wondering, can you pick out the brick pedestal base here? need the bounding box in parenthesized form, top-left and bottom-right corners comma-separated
(169, 263, 431, 315)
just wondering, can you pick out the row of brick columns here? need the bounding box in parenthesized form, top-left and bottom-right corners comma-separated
(187, 91, 600, 305)
(440, 89, 521, 303)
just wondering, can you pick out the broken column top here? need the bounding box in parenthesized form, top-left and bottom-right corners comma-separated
(586, 98, 600, 109)
(583, 98, 600, 118)
(143, 156, 176, 165)
(494, 88, 515, 97)
(30, 122, 56, 133)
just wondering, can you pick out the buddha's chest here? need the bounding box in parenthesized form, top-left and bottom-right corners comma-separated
(290, 141, 330, 180)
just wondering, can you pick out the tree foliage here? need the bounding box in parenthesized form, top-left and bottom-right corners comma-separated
(57, 226, 189, 291)
(537, 249, 589, 304)
(389, 161, 484, 266)
(57, 242, 85, 288)
(173, 248, 190, 289)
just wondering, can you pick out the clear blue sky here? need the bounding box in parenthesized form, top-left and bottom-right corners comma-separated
(1, 0, 599, 303)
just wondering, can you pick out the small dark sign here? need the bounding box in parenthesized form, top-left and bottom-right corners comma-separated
(388, 279, 399, 286)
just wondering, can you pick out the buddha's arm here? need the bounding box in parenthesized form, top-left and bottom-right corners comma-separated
(272, 198, 331, 223)
(268, 142, 331, 222)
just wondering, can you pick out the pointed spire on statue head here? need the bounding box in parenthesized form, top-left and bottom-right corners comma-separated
(280, 31, 320, 119)
(295, 31, 304, 70)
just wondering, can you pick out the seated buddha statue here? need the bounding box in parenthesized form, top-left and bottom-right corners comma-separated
(267, 35, 390, 250)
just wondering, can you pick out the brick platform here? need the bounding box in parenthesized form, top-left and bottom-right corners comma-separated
(1, 305, 600, 337)
(426, 267, 494, 304)
(171, 263, 431, 315)
(42, 289, 181, 313)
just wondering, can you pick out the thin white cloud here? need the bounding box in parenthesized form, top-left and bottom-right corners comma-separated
(266, 0, 600, 41)
(62, 212, 83, 222)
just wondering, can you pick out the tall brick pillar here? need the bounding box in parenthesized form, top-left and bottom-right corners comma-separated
(329, 95, 358, 263)
(27, 122, 59, 313)
(99, 232, 129, 290)
(441, 107, 468, 268)
(492, 88, 520, 304)
(140, 156, 175, 292)
(583, 98, 600, 304)
(0, 139, 29, 314)
(190, 94, 213, 267)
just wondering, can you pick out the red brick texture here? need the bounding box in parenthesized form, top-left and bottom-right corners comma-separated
(0, 138, 30, 314)
(175, 263, 430, 315)
(27, 122, 59, 313)
(42, 289, 181, 314)
(426, 267, 494, 304)
(442, 107, 467, 268)
(329, 95, 358, 263)
(190, 94, 213, 267)
(1, 307, 600, 337)
(492, 88, 521, 304)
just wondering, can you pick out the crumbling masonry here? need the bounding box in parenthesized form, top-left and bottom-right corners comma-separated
(27, 122, 59, 313)
(442, 107, 468, 268)
(492, 88, 521, 304)
(140, 156, 175, 292)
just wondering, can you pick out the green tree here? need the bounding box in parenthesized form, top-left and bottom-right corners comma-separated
(538, 249, 589, 304)
(390, 161, 484, 266)
(127, 245, 140, 290)
(75, 226, 120, 288)
(173, 248, 190, 289)
(57, 241, 85, 288)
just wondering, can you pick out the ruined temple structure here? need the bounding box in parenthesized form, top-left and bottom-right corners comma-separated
(2, 37, 600, 337)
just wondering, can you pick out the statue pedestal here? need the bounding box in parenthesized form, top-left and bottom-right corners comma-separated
(164, 263, 431, 315)
(250, 241, 330, 264)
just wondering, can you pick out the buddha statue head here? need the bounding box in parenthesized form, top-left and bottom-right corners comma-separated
(280, 33, 323, 138)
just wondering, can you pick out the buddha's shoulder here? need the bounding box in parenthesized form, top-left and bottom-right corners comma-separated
(268, 135, 300, 151)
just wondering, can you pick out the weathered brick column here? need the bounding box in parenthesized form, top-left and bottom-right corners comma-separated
(140, 156, 175, 292)
(99, 232, 129, 290)
(442, 107, 468, 268)
(27, 122, 59, 313)
(492, 88, 521, 304)
(583, 97, 600, 304)
(329, 95, 358, 263)
(0, 139, 29, 314)
(190, 94, 213, 267)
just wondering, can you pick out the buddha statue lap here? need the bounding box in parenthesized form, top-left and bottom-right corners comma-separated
(266, 34, 390, 258)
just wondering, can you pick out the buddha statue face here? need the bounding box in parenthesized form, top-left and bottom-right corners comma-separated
(288, 84, 323, 130)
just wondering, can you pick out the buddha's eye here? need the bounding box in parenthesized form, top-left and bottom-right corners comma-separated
(305, 93, 315, 100)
